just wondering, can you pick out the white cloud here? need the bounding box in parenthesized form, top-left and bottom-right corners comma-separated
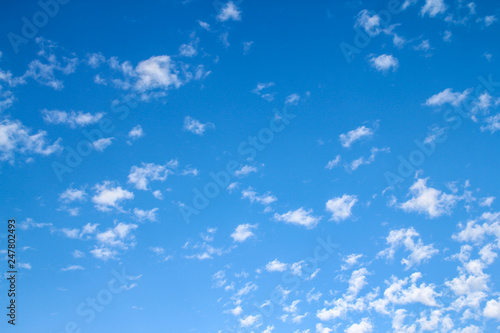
(307, 289, 322, 303)
(341, 254, 363, 271)
(183, 116, 214, 135)
(234, 165, 258, 177)
(339, 126, 373, 148)
(325, 155, 341, 169)
(90, 247, 118, 261)
(472, 92, 492, 115)
(325, 195, 358, 222)
(453, 212, 500, 245)
(285, 93, 300, 105)
(241, 187, 276, 205)
(421, 0, 447, 17)
(231, 223, 257, 242)
(484, 298, 500, 320)
(128, 160, 178, 190)
(150, 246, 165, 255)
(72, 250, 85, 258)
(369, 54, 399, 73)
(252, 82, 275, 101)
(425, 88, 471, 107)
(274, 208, 321, 228)
(399, 178, 458, 218)
(229, 305, 243, 316)
(266, 259, 288, 272)
(134, 55, 182, 92)
(345, 318, 373, 333)
(424, 125, 446, 144)
(23, 42, 78, 90)
(152, 190, 163, 200)
(484, 15, 498, 26)
(227, 182, 239, 192)
(316, 323, 333, 333)
(60, 223, 98, 240)
(217, 1, 242, 22)
(92, 181, 134, 211)
(346, 268, 369, 301)
(240, 314, 260, 328)
(481, 114, 500, 133)
(414, 39, 432, 52)
(92, 137, 113, 152)
(133, 208, 159, 222)
(263, 325, 275, 333)
(377, 227, 439, 269)
(128, 125, 144, 139)
(59, 186, 86, 203)
(179, 38, 199, 57)
(348, 147, 389, 171)
(480, 197, 495, 207)
(96, 222, 138, 249)
(42, 110, 104, 128)
(85, 52, 105, 68)
(0, 118, 61, 162)
(197, 20, 210, 30)
(18, 218, 52, 230)
(384, 272, 439, 306)
(355, 10, 381, 36)
(61, 265, 84, 272)
(18, 263, 32, 270)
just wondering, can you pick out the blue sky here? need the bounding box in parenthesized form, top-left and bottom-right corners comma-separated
(1, 0, 500, 332)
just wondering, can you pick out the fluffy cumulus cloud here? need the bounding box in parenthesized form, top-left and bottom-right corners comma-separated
(265, 259, 288, 272)
(231, 223, 257, 242)
(241, 187, 277, 206)
(97, 52, 209, 99)
(234, 165, 258, 177)
(183, 116, 214, 135)
(128, 160, 178, 190)
(484, 298, 500, 320)
(425, 88, 471, 107)
(217, 1, 242, 22)
(369, 54, 399, 73)
(92, 137, 114, 152)
(239, 314, 260, 328)
(274, 208, 321, 228)
(378, 227, 439, 269)
(133, 208, 159, 222)
(383, 272, 440, 307)
(92, 181, 134, 211)
(128, 124, 144, 139)
(345, 318, 373, 333)
(90, 223, 142, 260)
(134, 55, 182, 92)
(355, 10, 382, 36)
(325, 195, 358, 221)
(421, 0, 447, 17)
(398, 177, 459, 218)
(0, 118, 61, 162)
(59, 186, 86, 203)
